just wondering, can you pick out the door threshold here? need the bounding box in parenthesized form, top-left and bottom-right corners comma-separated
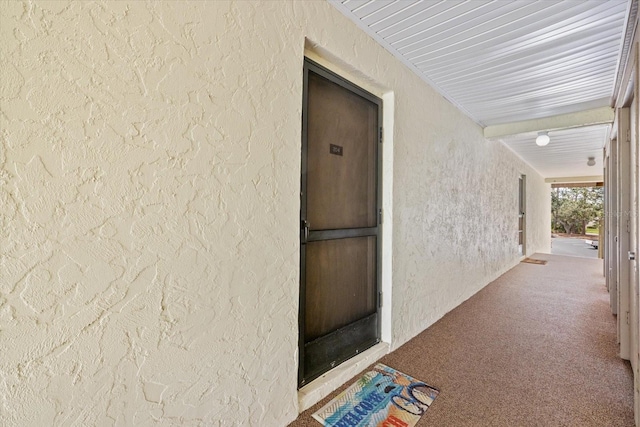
(298, 341, 390, 412)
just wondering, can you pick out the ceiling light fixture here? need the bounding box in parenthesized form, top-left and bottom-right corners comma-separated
(587, 157, 596, 166)
(536, 131, 550, 146)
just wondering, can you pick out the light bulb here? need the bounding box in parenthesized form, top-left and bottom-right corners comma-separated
(536, 131, 550, 146)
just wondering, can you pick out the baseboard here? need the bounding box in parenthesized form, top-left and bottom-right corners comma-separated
(297, 342, 390, 412)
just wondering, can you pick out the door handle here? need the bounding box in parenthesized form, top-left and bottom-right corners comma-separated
(629, 251, 636, 261)
(301, 220, 310, 243)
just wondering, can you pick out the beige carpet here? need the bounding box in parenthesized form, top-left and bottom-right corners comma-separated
(290, 254, 634, 426)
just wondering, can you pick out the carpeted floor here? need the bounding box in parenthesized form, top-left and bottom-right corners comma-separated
(289, 254, 635, 426)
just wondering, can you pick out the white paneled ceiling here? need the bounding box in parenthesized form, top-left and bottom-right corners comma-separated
(330, 0, 633, 180)
(500, 125, 609, 178)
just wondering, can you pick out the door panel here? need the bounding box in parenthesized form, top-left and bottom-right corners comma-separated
(306, 71, 378, 231)
(299, 59, 381, 387)
(305, 236, 377, 341)
(303, 314, 378, 384)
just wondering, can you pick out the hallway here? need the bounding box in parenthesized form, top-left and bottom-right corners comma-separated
(2, 2, 637, 424)
(291, 255, 634, 426)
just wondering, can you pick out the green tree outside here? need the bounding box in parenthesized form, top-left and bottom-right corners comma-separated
(551, 187, 603, 235)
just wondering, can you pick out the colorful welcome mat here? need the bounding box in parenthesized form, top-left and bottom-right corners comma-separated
(312, 364, 439, 427)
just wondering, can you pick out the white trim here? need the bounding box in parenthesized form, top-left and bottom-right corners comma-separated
(612, 0, 638, 107)
(304, 43, 387, 99)
(545, 175, 605, 184)
(484, 107, 614, 139)
(380, 91, 394, 344)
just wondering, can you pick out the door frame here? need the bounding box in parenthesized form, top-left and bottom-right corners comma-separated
(298, 57, 383, 387)
(618, 107, 631, 360)
(608, 133, 619, 315)
(519, 174, 526, 256)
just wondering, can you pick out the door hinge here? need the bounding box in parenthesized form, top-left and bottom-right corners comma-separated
(379, 127, 383, 143)
(379, 208, 383, 224)
(626, 311, 630, 325)
(626, 219, 630, 233)
(378, 291, 383, 308)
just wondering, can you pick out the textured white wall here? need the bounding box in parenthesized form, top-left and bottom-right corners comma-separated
(0, 1, 549, 425)
(389, 113, 550, 346)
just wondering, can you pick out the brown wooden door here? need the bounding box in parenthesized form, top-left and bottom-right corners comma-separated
(299, 59, 381, 387)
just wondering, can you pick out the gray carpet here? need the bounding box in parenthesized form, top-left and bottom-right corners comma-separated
(289, 254, 634, 426)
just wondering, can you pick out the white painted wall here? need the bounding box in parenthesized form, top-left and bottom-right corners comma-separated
(0, 1, 550, 425)
(389, 96, 550, 346)
(526, 171, 553, 257)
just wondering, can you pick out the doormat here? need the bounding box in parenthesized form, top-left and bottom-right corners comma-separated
(312, 363, 439, 427)
(521, 258, 547, 265)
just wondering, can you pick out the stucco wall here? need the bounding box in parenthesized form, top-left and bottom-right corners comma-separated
(0, 1, 549, 425)
(391, 124, 550, 346)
